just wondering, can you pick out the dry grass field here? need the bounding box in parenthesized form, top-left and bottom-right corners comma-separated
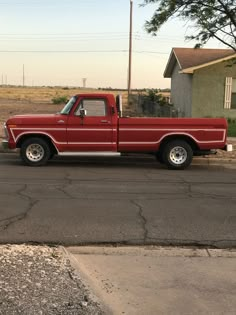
(0, 86, 128, 139)
(0, 86, 128, 103)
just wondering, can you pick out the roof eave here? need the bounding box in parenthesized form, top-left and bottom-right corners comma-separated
(163, 48, 182, 78)
(180, 53, 236, 74)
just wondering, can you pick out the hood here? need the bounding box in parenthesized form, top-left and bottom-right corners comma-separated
(6, 113, 65, 125)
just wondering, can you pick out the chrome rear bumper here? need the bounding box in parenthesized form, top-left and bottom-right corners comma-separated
(224, 144, 233, 151)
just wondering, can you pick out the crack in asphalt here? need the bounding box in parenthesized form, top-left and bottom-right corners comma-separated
(130, 200, 148, 242)
(56, 184, 74, 199)
(55, 173, 76, 199)
(177, 176, 236, 200)
(141, 237, 236, 248)
(188, 187, 236, 200)
(191, 191, 236, 200)
(177, 176, 194, 198)
(0, 184, 38, 232)
(56, 186, 75, 199)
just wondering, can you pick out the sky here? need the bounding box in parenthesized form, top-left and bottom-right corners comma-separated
(0, 0, 227, 89)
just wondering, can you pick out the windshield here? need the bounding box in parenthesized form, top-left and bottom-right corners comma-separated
(60, 96, 77, 115)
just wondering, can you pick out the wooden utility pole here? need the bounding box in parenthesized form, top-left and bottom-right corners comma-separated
(128, 0, 133, 96)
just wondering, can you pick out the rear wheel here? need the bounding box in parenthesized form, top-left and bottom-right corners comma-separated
(20, 137, 51, 166)
(162, 140, 193, 170)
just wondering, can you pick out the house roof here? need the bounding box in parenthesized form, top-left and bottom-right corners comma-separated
(164, 48, 236, 78)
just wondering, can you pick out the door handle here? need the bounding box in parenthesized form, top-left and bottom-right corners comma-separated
(57, 120, 65, 124)
(100, 120, 110, 123)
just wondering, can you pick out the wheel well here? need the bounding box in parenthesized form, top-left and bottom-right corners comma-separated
(16, 134, 57, 154)
(159, 135, 199, 153)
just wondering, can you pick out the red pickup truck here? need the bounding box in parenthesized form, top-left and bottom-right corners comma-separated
(2, 93, 228, 169)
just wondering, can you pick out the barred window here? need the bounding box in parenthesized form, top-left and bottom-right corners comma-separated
(224, 77, 236, 109)
(231, 79, 236, 109)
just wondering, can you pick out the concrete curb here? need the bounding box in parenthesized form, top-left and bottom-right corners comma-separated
(0, 146, 18, 153)
(192, 157, 236, 165)
(66, 245, 236, 258)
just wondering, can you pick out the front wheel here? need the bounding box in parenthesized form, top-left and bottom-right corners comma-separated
(20, 137, 51, 166)
(162, 140, 193, 170)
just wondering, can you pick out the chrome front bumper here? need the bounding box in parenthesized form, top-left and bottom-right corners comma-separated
(1, 139, 9, 150)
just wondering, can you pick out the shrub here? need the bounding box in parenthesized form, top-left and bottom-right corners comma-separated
(227, 119, 236, 137)
(51, 96, 68, 104)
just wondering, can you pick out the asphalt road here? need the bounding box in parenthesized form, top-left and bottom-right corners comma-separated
(0, 153, 236, 248)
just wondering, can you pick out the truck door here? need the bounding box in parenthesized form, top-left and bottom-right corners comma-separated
(66, 97, 116, 152)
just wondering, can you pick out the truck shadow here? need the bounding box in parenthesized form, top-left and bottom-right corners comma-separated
(49, 156, 225, 171)
(49, 155, 165, 169)
(1, 154, 227, 171)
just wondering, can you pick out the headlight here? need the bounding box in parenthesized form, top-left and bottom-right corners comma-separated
(3, 123, 9, 140)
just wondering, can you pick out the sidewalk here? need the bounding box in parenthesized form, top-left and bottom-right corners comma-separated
(66, 246, 236, 315)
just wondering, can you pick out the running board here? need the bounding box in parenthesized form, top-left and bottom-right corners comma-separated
(58, 152, 121, 157)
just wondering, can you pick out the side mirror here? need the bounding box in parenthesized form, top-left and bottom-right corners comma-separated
(80, 108, 87, 117)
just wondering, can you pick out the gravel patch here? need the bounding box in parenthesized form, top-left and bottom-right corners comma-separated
(0, 245, 104, 315)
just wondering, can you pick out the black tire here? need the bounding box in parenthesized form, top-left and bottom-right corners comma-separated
(20, 137, 51, 166)
(155, 151, 164, 164)
(162, 140, 193, 170)
(49, 153, 55, 160)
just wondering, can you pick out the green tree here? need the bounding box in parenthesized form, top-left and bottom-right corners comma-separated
(145, 89, 168, 106)
(142, 0, 236, 51)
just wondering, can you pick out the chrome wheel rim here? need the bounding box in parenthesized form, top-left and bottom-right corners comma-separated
(26, 144, 45, 162)
(169, 146, 187, 165)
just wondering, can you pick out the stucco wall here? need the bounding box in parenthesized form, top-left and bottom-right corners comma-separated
(171, 63, 192, 117)
(192, 60, 236, 118)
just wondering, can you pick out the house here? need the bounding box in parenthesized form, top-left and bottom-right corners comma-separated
(164, 48, 236, 118)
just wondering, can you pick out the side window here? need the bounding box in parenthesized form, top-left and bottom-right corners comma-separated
(75, 99, 107, 116)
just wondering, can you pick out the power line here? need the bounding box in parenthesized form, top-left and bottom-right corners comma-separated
(0, 0, 96, 5)
(0, 32, 184, 40)
(0, 31, 185, 45)
(0, 32, 133, 35)
(0, 37, 139, 41)
(0, 50, 169, 54)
